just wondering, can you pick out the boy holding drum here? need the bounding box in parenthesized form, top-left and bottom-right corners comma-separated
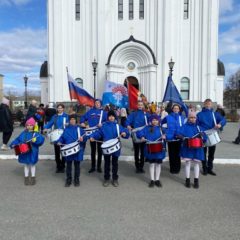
(89, 110, 129, 187)
(56, 114, 87, 187)
(10, 117, 45, 185)
(136, 114, 166, 188)
(176, 111, 206, 188)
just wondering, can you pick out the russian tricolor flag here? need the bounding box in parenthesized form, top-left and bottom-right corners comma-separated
(67, 72, 94, 107)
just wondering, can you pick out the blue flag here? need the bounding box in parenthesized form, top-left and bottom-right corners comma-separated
(162, 75, 188, 116)
(102, 80, 129, 108)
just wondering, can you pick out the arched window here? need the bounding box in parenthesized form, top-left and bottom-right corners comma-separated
(184, 0, 189, 19)
(129, 0, 134, 20)
(180, 77, 190, 100)
(118, 0, 123, 20)
(75, 78, 83, 88)
(75, 0, 80, 20)
(139, 0, 144, 19)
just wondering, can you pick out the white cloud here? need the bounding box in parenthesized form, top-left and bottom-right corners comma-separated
(225, 63, 240, 75)
(219, 25, 240, 56)
(0, 0, 32, 6)
(219, 0, 234, 15)
(220, 12, 240, 25)
(0, 28, 47, 74)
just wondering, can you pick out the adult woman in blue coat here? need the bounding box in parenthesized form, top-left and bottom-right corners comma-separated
(137, 114, 166, 188)
(10, 117, 45, 185)
(161, 104, 185, 174)
(57, 114, 87, 187)
(90, 110, 129, 187)
(176, 111, 206, 188)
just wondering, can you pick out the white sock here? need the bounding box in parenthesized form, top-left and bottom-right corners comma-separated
(24, 165, 30, 177)
(155, 163, 161, 180)
(194, 161, 200, 178)
(30, 165, 36, 177)
(185, 161, 191, 178)
(149, 163, 155, 180)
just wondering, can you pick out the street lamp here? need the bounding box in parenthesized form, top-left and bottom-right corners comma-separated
(24, 75, 28, 109)
(92, 58, 98, 99)
(168, 57, 175, 76)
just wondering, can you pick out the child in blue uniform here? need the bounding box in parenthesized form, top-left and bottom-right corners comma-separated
(137, 114, 166, 188)
(10, 117, 45, 185)
(176, 111, 206, 188)
(90, 110, 129, 187)
(57, 114, 87, 187)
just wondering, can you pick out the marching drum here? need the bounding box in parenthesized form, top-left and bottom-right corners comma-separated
(186, 138, 203, 149)
(131, 126, 146, 143)
(146, 141, 164, 153)
(60, 141, 80, 157)
(84, 126, 98, 137)
(14, 142, 32, 156)
(48, 129, 64, 144)
(204, 129, 221, 147)
(101, 139, 121, 155)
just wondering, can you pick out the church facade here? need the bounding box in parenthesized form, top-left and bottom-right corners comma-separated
(42, 0, 224, 105)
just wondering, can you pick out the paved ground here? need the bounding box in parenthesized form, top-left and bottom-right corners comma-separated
(0, 160, 240, 240)
(0, 122, 239, 160)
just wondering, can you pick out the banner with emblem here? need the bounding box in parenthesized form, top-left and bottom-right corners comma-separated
(102, 80, 129, 108)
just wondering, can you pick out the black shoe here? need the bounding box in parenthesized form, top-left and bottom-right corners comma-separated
(232, 141, 239, 144)
(97, 168, 102, 173)
(208, 170, 216, 176)
(185, 178, 191, 188)
(148, 180, 155, 188)
(139, 169, 145, 173)
(74, 179, 80, 187)
(193, 178, 199, 189)
(65, 180, 71, 187)
(112, 180, 119, 187)
(56, 169, 64, 173)
(155, 180, 162, 187)
(136, 169, 141, 173)
(202, 169, 208, 176)
(88, 168, 96, 173)
(103, 180, 110, 187)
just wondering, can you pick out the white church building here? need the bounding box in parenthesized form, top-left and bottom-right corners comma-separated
(40, 0, 225, 105)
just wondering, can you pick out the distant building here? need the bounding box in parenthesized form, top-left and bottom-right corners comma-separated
(42, 0, 225, 105)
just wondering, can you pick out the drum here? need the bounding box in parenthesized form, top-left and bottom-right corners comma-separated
(60, 141, 80, 157)
(84, 126, 98, 136)
(131, 126, 146, 143)
(146, 141, 164, 153)
(204, 129, 221, 147)
(14, 142, 32, 156)
(48, 129, 64, 143)
(101, 139, 121, 155)
(186, 138, 203, 148)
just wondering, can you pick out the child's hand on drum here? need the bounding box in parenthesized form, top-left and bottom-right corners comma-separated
(79, 137, 83, 142)
(32, 137, 37, 143)
(215, 124, 221, 129)
(141, 137, 145, 141)
(90, 137, 94, 142)
(57, 142, 61, 146)
(121, 132, 126, 137)
(162, 134, 166, 140)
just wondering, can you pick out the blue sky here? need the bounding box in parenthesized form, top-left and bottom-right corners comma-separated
(0, 0, 239, 96)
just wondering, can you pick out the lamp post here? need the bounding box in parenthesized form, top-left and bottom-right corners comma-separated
(24, 75, 28, 109)
(168, 57, 175, 76)
(92, 58, 98, 99)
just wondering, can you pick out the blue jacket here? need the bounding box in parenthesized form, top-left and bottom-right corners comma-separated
(176, 122, 206, 161)
(161, 112, 185, 140)
(10, 130, 45, 165)
(197, 108, 226, 131)
(90, 121, 129, 157)
(44, 113, 69, 130)
(136, 126, 166, 160)
(125, 110, 150, 128)
(57, 125, 87, 161)
(80, 108, 107, 127)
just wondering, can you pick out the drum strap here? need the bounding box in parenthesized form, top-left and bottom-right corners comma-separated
(63, 117, 66, 129)
(116, 124, 120, 137)
(99, 110, 103, 125)
(212, 112, 217, 126)
(77, 127, 81, 139)
(179, 116, 182, 127)
(144, 113, 148, 126)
